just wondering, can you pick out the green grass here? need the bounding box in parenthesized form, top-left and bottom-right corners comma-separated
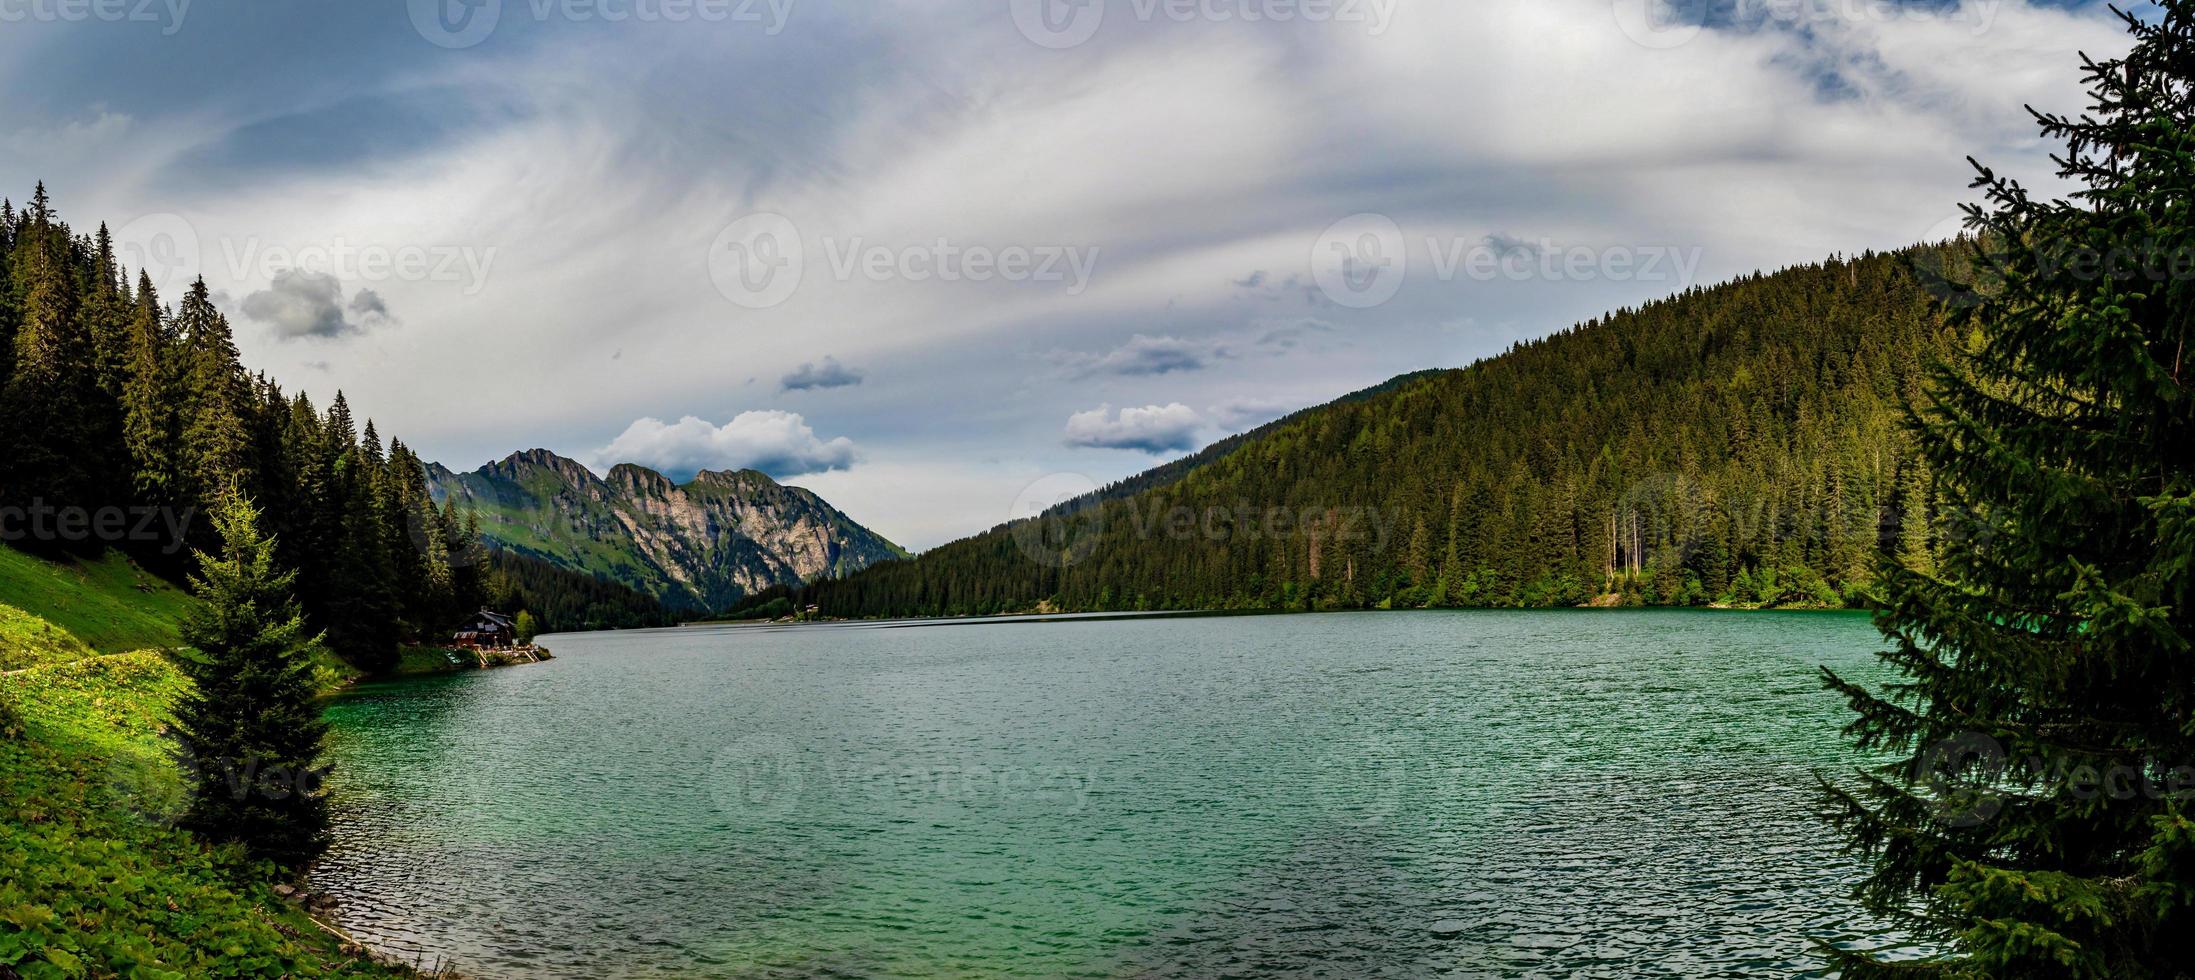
(389, 646, 469, 677)
(0, 547, 193, 654)
(0, 601, 98, 672)
(0, 655, 410, 979)
(0, 545, 363, 691)
(0, 550, 410, 979)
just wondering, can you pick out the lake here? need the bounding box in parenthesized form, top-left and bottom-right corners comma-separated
(313, 609, 1900, 977)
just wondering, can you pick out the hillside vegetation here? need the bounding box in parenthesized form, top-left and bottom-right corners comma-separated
(0, 186, 514, 673)
(796, 248, 1960, 618)
(0, 547, 405, 978)
(0, 547, 190, 657)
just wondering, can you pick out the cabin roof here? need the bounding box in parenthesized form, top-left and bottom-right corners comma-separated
(455, 610, 517, 635)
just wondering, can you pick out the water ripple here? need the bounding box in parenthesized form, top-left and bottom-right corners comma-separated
(313, 610, 1912, 977)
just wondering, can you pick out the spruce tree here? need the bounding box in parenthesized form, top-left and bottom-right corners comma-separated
(1821, 6, 2195, 976)
(325, 415, 400, 670)
(120, 272, 179, 507)
(88, 223, 131, 399)
(0, 199, 15, 397)
(174, 493, 331, 870)
(0, 198, 100, 518)
(176, 278, 252, 507)
(1896, 455, 1936, 575)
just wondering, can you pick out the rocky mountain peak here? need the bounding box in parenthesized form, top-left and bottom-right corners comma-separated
(426, 452, 907, 611)
(607, 463, 677, 497)
(487, 448, 602, 488)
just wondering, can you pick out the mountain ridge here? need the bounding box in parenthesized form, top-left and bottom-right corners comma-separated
(784, 245, 1961, 618)
(426, 450, 907, 611)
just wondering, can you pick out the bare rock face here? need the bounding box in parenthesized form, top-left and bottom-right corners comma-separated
(426, 450, 907, 612)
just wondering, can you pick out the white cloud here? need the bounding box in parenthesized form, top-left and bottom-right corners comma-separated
(595, 411, 859, 480)
(1064, 403, 1204, 454)
(4, 0, 2140, 546)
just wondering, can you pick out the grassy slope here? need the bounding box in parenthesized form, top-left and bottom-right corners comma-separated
(0, 547, 404, 979)
(0, 547, 192, 655)
(0, 547, 362, 690)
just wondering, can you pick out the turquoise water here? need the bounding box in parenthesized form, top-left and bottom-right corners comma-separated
(314, 610, 1897, 977)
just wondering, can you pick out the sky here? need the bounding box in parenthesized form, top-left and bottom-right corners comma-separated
(0, 0, 2142, 550)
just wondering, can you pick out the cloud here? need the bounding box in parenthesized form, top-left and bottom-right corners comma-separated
(1064, 403, 1204, 454)
(1210, 397, 1299, 432)
(10, 0, 2136, 546)
(348, 288, 390, 319)
(240, 269, 391, 340)
(596, 410, 859, 480)
(780, 356, 867, 392)
(1253, 317, 1335, 352)
(1054, 333, 1230, 377)
(1481, 233, 1542, 259)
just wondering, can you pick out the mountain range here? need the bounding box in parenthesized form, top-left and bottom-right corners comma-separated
(425, 450, 907, 611)
(432, 245, 1965, 621)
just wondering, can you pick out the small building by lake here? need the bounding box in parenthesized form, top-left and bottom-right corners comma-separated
(453, 609, 519, 649)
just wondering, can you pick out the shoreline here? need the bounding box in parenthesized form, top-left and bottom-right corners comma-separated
(684, 601, 1871, 632)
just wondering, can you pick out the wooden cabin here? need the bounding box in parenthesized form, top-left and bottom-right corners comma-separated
(453, 609, 518, 650)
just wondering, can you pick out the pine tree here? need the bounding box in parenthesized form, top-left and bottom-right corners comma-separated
(121, 272, 180, 506)
(0, 199, 16, 398)
(176, 278, 251, 505)
(0, 198, 100, 517)
(325, 415, 400, 669)
(1896, 455, 1935, 575)
(88, 222, 131, 399)
(174, 494, 331, 870)
(446, 500, 489, 616)
(1821, 7, 2195, 975)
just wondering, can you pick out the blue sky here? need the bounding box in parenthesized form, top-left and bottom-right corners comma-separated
(0, 0, 2135, 549)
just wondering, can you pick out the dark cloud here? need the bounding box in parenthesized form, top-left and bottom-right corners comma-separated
(1064, 403, 1203, 455)
(242, 269, 392, 340)
(349, 287, 390, 319)
(1211, 397, 1298, 431)
(1255, 318, 1335, 351)
(1482, 233, 1543, 259)
(780, 356, 867, 392)
(1059, 334, 1229, 377)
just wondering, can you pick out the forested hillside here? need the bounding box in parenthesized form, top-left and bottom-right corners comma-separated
(793, 247, 1961, 617)
(0, 185, 505, 670)
(483, 550, 679, 632)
